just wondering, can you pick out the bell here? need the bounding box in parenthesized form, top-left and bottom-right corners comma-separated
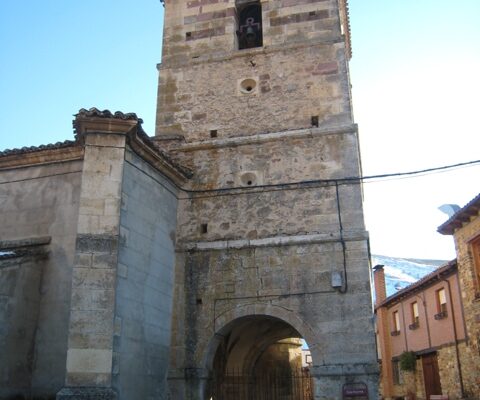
(246, 25, 256, 41)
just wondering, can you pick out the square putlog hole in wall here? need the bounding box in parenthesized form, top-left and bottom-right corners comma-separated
(200, 223, 208, 234)
(210, 130, 218, 138)
(311, 116, 319, 127)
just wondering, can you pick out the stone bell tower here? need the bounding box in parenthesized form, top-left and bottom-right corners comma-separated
(155, 1, 378, 399)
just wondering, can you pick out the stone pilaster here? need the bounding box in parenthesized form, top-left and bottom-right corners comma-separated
(57, 112, 138, 399)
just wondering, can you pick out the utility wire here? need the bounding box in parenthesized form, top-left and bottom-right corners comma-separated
(123, 153, 480, 201)
(352, 159, 480, 184)
(181, 158, 480, 198)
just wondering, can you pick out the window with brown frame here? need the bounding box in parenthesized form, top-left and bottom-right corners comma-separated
(391, 310, 401, 335)
(409, 301, 419, 329)
(434, 288, 448, 320)
(471, 235, 480, 295)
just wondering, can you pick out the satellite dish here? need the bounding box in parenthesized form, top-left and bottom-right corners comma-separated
(438, 204, 460, 218)
(394, 283, 402, 291)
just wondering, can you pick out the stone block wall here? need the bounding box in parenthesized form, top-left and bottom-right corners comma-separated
(64, 133, 128, 389)
(178, 239, 374, 360)
(157, 0, 352, 138)
(169, 235, 378, 399)
(385, 343, 474, 400)
(173, 129, 364, 244)
(452, 215, 480, 398)
(0, 254, 44, 398)
(112, 149, 179, 399)
(437, 342, 466, 399)
(161, 0, 346, 64)
(157, 44, 351, 138)
(158, 0, 378, 398)
(0, 159, 82, 398)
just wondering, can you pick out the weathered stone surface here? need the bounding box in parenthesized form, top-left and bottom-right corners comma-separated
(56, 387, 117, 400)
(0, 1, 376, 399)
(112, 149, 178, 400)
(158, 2, 378, 399)
(0, 159, 82, 399)
(446, 204, 480, 398)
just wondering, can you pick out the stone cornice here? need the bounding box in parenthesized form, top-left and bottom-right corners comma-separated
(74, 107, 193, 183)
(158, 37, 346, 70)
(0, 145, 84, 171)
(128, 131, 193, 184)
(339, 0, 352, 59)
(176, 230, 368, 252)
(168, 124, 357, 153)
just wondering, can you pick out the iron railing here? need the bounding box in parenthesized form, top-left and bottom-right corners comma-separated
(211, 368, 314, 400)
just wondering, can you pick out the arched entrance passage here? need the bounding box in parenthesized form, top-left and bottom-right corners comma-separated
(205, 315, 314, 400)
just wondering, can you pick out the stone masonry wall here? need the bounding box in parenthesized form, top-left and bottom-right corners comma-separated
(112, 148, 179, 399)
(173, 129, 364, 244)
(0, 160, 82, 398)
(157, 0, 351, 138)
(62, 132, 129, 393)
(178, 240, 374, 362)
(0, 255, 45, 398)
(452, 215, 480, 399)
(161, 0, 344, 64)
(437, 342, 466, 399)
(157, 44, 351, 139)
(159, 1, 378, 398)
(169, 238, 378, 399)
(386, 342, 475, 399)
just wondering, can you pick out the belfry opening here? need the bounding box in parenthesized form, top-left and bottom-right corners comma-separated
(205, 316, 314, 400)
(236, 0, 263, 49)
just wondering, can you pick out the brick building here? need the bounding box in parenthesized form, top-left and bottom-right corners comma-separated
(374, 193, 480, 400)
(374, 261, 468, 400)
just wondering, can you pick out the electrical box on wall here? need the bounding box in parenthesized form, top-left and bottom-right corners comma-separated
(331, 271, 343, 288)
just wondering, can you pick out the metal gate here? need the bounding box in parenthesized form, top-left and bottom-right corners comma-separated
(211, 368, 314, 400)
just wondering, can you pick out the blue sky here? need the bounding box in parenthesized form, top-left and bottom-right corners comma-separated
(1, 0, 479, 259)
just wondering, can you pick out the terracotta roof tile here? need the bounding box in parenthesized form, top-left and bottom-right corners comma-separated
(0, 140, 77, 157)
(377, 259, 457, 308)
(0, 107, 193, 180)
(75, 107, 141, 122)
(135, 123, 194, 179)
(74, 107, 193, 179)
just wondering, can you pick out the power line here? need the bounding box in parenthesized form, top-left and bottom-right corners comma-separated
(180, 158, 480, 199)
(356, 159, 480, 183)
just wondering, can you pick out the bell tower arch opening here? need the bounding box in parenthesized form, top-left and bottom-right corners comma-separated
(205, 315, 314, 400)
(235, 0, 263, 50)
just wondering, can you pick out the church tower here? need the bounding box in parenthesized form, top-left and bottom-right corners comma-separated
(155, 1, 378, 399)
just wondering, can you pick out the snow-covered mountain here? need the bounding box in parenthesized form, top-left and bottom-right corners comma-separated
(371, 255, 448, 298)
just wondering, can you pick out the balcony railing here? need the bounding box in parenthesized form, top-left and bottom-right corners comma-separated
(434, 310, 448, 320)
(408, 321, 419, 330)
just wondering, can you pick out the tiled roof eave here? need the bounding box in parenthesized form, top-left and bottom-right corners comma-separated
(0, 140, 78, 158)
(438, 193, 480, 235)
(376, 259, 457, 308)
(129, 127, 194, 182)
